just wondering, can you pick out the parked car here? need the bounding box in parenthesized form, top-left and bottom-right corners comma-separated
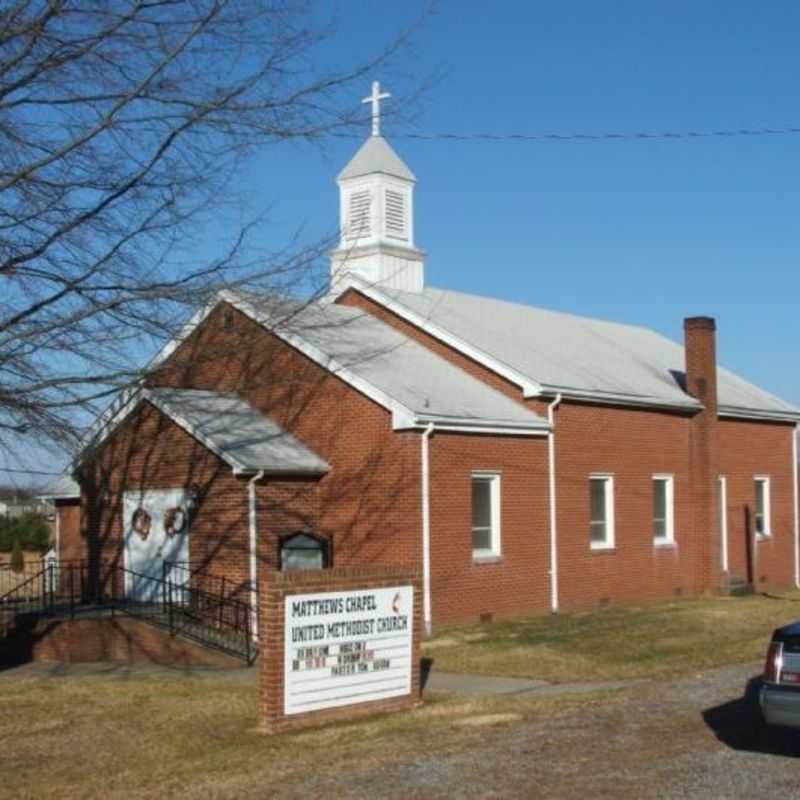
(760, 621, 800, 728)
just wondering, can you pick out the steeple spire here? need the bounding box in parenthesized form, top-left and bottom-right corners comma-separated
(329, 82, 425, 295)
(362, 81, 391, 137)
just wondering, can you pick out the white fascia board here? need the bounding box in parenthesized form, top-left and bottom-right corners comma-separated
(540, 385, 701, 414)
(718, 405, 800, 424)
(221, 291, 420, 432)
(39, 490, 80, 501)
(332, 276, 543, 399)
(233, 465, 330, 477)
(410, 414, 550, 436)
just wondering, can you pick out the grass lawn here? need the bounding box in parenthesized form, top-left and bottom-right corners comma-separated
(424, 591, 800, 683)
(0, 666, 613, 800)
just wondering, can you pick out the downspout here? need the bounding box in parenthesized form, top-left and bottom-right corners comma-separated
(54, 503, 61, 562)
(421, 423, 434, 636)
(793, 426, 799, 588)
(248, 470, 265, 638)
(547, 394, 563, 613)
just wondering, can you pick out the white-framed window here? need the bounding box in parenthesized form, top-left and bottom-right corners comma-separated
(754, 476, 771, 538)
(652, 475, 675, 545)
(589, 474, 615, 550)
(472, 472, 501, 559)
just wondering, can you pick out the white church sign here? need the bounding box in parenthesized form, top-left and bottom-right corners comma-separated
(283, 585, 414, 715)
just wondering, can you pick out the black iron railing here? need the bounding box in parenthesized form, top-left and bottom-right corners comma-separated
(162, 560, 249, 603)
(0, 560, 256, 664)
(0, 560, 90, 614)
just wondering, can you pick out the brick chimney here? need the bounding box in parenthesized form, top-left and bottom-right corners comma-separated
(684, 316, 721, 592)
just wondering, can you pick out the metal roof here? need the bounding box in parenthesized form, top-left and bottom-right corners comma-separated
(370, 285, 800, 420)
(40, 473, 80, 499)
(145, 389, 330, 475)
(235, 294, 549, 432)
(338, 136, 416, 182)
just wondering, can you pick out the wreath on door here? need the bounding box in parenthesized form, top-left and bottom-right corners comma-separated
(131, 507, 152, 541)
(164, 506, 188, 537)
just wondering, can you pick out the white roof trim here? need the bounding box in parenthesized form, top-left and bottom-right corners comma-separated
(332, 275, 543, 399)
(718, 405, 800, 423)
(540, 386, 700, 413)
(408, 417, 550, 437)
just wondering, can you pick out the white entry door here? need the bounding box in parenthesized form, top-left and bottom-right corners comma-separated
(123, 489, 190, 603)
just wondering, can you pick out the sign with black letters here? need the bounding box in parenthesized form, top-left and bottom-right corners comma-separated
(284, 586, 413, 715)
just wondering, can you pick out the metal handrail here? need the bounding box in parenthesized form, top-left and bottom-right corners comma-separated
(110, 563, 254, 663)
(1, 559, 256, 664)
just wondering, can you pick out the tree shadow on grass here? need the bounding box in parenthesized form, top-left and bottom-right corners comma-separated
(702, 676, 800, 758)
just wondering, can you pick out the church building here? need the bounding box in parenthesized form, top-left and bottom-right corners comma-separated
(53, 83, 800, 633)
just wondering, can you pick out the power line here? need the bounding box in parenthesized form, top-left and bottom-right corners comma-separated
(0, 467, 62, 476)
(354, 125, 800, 143)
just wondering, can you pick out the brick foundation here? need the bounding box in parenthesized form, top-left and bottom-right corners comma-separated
(1, 616, 242, 668)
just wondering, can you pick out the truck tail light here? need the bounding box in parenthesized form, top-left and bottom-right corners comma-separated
(764, 641, 784, 683)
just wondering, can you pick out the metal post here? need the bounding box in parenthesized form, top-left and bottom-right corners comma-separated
(245, 602, 251, 664)
(168, 579, 174, 636)
(48, 563, 55, 614)
(69, 564, 75, 619)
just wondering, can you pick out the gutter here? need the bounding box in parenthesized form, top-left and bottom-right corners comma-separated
(421, 423, 434, 636)
(248, 470, 265, 638)
(794, 427, 799, 588)
(547, 394, 563, 613)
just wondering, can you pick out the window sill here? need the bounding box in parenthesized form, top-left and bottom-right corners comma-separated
(756, 533, 772, 542)
(472, 554, 503, 565)
(589, 546, 616, 554)
(654, 541, 677, 550)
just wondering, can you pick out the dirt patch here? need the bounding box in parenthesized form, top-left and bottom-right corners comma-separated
(455, 713, 522, 727)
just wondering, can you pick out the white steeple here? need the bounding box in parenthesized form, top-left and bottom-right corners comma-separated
(330, 81, 425, 294)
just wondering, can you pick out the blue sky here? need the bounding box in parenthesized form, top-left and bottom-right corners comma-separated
(249, 0, 799, 406)
(7, 1, 800, 485)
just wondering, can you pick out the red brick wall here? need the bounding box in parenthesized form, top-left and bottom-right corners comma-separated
(718, 418, 796, 589)
(338, 288, 799, 610)
(428, 431, 550, 623)
(4, 617, 240, 667)
(149, 304, 423, 572)
(552, 401, 697, 609)
(56, 499, 83, 562)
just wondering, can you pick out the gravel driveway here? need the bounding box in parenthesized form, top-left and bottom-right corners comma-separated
(274, 662, 800, 799)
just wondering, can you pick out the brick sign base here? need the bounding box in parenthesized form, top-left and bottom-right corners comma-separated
(259, 566, 422, 734)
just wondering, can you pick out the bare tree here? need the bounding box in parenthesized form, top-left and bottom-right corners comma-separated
(0, 0, 419, 457)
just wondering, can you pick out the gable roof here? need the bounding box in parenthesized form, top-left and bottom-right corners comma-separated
(228, 291, 549, 434)
(145, 389, 330, 476)
(338, 136, 416, 182)
(336, 279, 800, 422)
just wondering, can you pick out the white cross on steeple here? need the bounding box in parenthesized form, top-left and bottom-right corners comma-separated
(362, 80, 391, 137)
